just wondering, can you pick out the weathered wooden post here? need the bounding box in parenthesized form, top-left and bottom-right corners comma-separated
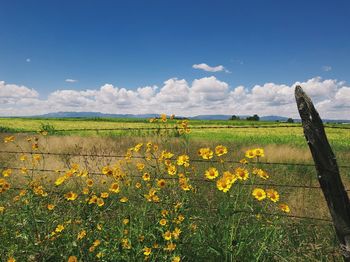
(295, 85, 350, 260)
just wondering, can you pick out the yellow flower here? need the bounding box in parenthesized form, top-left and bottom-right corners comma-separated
(253, 148, 264, 157)
(161, 209, 169, 217)
(135, 182, 142, 189)
(143, 247, 152, 256)
(215, 145, 228, 156)
(77, 230, 86, 240)
(7, 257, 16, 262)
(266, 189, 279, 202)
(198, 148, 213, 160)
(32, 143, 39, 150)
(65, 191, 78, 201)
(96, 198, 104, 207)
(96, 252, 104, 259)
(0, 206, 5, 213)
(279, 203, 290, 213)
(172, 227, 181, 239)
(82, 187, 89, 195)
(20, 167, 28, 174)
(172, 256, 181, 262)
(164, 242, 176, 251)
(2, 169, 12, 177)
(88, 195, 98, 204)
(93, 239, 101, 247)
(180, 182, 192, 191)
(47, 204, 55, 210)
(4, 136, 15, 143)
(123, 218, 129, 225)
(20, 155, 28, 161)
(205, 167, 219, 180)
(134, 143, 143, 152)
(177, 214, 185, 223)
(252, 168, 269, 180)
(245, 150, 256, 159)
(86, 179, 94, 187)
(163, 230, 172, 241)
(157, 179, 166, 188)
(102, 166, 113, 176)
(97, 224, 102, 230)
(136, 162, 145, 171)
(167, 164, 177, 176)
(67, 256, 78, 262)
(252, 188, 266, 201)
(55, 224, 65, 233)
(161, 113, 167, 122)
(235, 167, 249, 180)
(109, 182, 120, 193)
(33, 154, 41, 161)
(159, 218, 167, 226)
(216, 178, 232, 193)
(142, 172, 151, 181)
(100, 192, 109, 198)
(239, 158, 248, 164)
(120, 197, 128, 203)
(177, 155, 190, 167)
(55, 176, 66, 186)
(121, 238, 131, 249)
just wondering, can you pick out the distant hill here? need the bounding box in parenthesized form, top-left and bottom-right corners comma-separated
(25, 112, 350, 123)
(259, 115, 289, 122)
(190, 115, 233, 120)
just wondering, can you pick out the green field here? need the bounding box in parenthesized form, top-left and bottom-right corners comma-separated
(0, 117, 349, 261)
(0, 117, 349, 151)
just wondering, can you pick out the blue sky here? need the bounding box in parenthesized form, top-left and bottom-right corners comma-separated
(0, 0, 349, 118)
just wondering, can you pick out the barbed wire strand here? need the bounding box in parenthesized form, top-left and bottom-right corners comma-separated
(6, 186, 333, 224)
(0, 150, 350, 169)
(1, 124, 350, 134)
(2, 165, 350, 192)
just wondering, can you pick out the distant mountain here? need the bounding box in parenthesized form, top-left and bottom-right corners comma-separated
(190, 115, 232, 120)
(27, 112, 350, 123)
(259, 115, 289, 121)
(190, 115, 289, 121)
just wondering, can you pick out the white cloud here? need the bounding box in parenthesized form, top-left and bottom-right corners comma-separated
(192, 63, 229, 73)
(65, 79, 78, 83)
(26, 58, 31, 63)
(0, 77, 349, 119)
(322, 65, 332, 72)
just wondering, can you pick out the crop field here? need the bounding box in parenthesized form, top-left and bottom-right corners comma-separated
(0, 116, 349, 261)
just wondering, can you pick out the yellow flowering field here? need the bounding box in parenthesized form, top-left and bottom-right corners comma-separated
(0, 117, 345, 261)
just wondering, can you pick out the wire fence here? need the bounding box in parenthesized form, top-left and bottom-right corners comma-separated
(1, 123, 349, 232)
(1, 123, 350, 133)
(1, 150, 350, 169)
(5, 185, 334, 224)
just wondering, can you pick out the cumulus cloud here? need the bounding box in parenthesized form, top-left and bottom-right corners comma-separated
(192, 63, 229, 73)
(0, 77, 349, 119)
(65, 79, 78, 83)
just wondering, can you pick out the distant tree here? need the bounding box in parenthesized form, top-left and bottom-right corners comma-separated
(287, 118, 294, 123)
(230, 115, 240, 120)
(246, 114, 260, 121)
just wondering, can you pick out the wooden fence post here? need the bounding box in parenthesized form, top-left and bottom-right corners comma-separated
(295, 85, 350, 260)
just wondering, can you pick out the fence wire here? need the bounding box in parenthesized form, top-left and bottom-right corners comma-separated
(1, 150, 350, 169)
(1, 124, 350, 133)
(2, 164, 350, 192)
